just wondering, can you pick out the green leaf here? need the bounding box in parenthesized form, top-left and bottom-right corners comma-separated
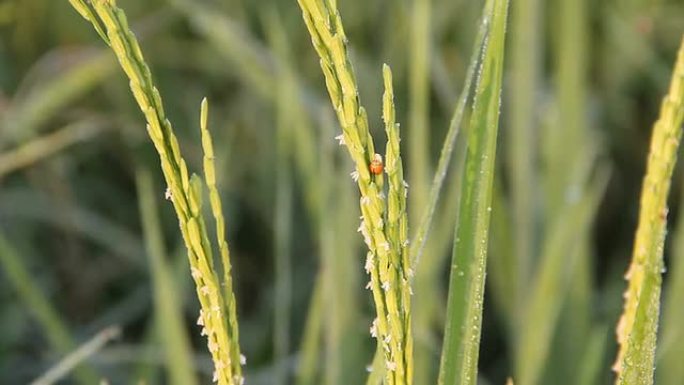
(436, 0, 510, 383)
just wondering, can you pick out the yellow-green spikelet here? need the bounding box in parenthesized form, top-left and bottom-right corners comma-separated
(614, 37, 684, 385)
(66, 1, 243, 384)
(297, 1, 414, 383)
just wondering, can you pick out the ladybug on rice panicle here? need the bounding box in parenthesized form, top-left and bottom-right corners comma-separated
(370, 153, 384, 175)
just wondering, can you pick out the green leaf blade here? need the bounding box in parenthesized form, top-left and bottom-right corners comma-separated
(437, 0, 510, 384)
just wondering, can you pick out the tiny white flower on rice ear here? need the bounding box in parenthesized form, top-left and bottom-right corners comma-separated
(208, 339, 218, 353)
(370, 319, 378, 338)
(364, 254, 374, 273)
(191, 267, 202, 279)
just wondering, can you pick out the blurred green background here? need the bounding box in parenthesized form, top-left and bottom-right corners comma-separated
(1, 0, 684, 384)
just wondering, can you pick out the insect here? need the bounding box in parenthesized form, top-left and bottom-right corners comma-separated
(370, 153, 384, 175)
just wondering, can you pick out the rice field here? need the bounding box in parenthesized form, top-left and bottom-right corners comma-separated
(1, 1, 684, 384)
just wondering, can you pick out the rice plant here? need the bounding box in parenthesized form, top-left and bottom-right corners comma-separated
(67, 1, 243, 383)
(1, 0, 684, 384)
(614, 37, 684, 385)
(295, 2, 413, 382)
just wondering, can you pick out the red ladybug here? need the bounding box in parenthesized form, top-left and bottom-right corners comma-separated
(370, 154, 384, 175)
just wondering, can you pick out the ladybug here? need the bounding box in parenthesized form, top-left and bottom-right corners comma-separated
(370, 153, 384, 175)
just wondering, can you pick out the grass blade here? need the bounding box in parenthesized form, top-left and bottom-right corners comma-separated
(135, 167, 198, 385)
(168, 0, 273, 98)
(0, 119, 107, 179)
(295, 274, 324, 385)
(0, 233, 99, 385)
(408, 0, 431, 233)
(411, 5, 495, 378)
(533, 0, 595, 380)
(436, 0, 509, 383)
(0, 189, 145, 267)
(515, 167, 608, 385)
(613, 37, 684, 385)
(411, 4, 495, 378)
(273, 57, 294, 385)
(410, 0, 494, 266)
(0, 51, 114, 145)
(507, 0, 540, 300)
(30, 326, 120, 385)
(577, 326, 609, 385)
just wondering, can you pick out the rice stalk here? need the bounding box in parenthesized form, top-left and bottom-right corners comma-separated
(613, 37, 684, 385)
(67, 1, 243, 384)
(295, 1, 413, 383)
